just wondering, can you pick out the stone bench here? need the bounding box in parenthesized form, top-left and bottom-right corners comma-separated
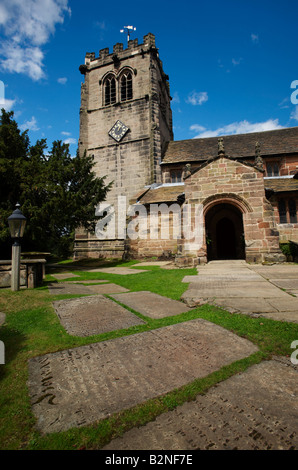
(0, 258, 46, 289)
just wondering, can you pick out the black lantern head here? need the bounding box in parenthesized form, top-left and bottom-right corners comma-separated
(8, 203, 27, 240)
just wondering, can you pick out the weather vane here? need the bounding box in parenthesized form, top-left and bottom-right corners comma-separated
(120, 25, 136, 43)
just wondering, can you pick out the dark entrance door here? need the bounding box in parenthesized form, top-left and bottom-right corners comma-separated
(205, 203, 245, 261)
(216, 217, 237, 259)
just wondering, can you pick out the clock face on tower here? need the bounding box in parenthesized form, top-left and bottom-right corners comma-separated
(108, 120, 129, 142)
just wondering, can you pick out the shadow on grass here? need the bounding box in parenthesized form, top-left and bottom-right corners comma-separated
(0, 326, 27, 383)
(48, 258, 138, 270)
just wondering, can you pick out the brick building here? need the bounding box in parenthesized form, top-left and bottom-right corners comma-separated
(75, 33, 298, 265)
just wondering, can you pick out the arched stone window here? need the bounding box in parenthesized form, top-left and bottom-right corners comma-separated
(120, 71, 133, 102)
(104, 75, 116, 106)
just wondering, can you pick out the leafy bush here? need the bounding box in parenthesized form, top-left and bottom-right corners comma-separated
(280, 241, 298, 261)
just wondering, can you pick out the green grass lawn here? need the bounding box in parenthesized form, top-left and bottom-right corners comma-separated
(0, 260, 297, 450)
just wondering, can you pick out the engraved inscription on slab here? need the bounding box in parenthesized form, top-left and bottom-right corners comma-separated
(53, 295, 145, 336)
(28, 319, 258, 434)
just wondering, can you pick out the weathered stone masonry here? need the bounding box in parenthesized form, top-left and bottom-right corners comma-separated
(75, 32, 298, 264)
(179, 156, 283, 264)
(75, 33, 173, 259)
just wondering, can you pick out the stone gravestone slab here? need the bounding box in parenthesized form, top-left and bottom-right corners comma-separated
(48, 283, 93, 295)
(66, 280, 109, 284)
(48, 282, 128, 295)
(103, 358, 298, 451)
(53, 295, 145, 337)
(51, 273, 81, 280)
(87, 284, 129, 294)
(87, 267, 147, 275)
(110, 291, 191, 318)
(27, 319, 258, 434)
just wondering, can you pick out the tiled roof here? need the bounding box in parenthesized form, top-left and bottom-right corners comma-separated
(131, 177, 298, 207)
(264, 178, 298, 193)
(132, 184, 185, 204)
(162, 127, 298, 164)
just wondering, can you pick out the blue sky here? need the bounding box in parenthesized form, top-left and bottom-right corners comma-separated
(0, 0, 297, 155)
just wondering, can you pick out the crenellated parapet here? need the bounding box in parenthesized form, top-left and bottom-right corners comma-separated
(80, 33, 157, 71)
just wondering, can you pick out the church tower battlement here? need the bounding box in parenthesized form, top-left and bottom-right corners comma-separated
(75, 33, 173, 259)
(81, 32, 157, 66)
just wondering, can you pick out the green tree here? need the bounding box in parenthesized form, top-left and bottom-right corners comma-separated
(0, 109, 111, 258)
(0, 109, 30, 254)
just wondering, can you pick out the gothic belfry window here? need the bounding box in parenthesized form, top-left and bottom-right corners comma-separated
(104, 75, 116, 105)
(120, 71, 133, 102)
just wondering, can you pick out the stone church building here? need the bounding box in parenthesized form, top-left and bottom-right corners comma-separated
(75, 33, 298, 265)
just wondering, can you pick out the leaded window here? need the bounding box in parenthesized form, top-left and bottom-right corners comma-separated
(273, 163, 279, 176)
(266, 162, 279, 177)
(171, 171, 182, 183)
(120, 72, 133, 102)
(104, 75, 116, 106)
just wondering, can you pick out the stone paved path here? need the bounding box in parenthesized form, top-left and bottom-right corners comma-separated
(182, 260, 298, 323)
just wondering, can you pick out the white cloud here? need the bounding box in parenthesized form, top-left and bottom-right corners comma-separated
(0, 0, 71, 81)
(0, 0, 71, 46)
(61, 131, 71, 136)
(20, 116, 39, 131)
(251, 33, 259, 44)
(279, 97, 290, 109)
(171, 91, 180, 104)
(63, 137, 77, 145)
(1, 43, 45, 80)
(290, 106, 298, 121)
(94, 20, 107, 30)
(232, 58, 243, 66)
(0, 4, 9, 24)
(186, 91, 208, 106)
(0, 81, 16, 110)
(189, 124, 206, 133)
(191, 119, 284, 138)
(58, 77, 67, 85)
(0, 98, 16, 111)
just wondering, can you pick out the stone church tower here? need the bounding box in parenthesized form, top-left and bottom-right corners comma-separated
(74, 33, 173, 259)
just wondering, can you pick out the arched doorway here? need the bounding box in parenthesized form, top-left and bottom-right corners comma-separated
(205, 203, 245, 261)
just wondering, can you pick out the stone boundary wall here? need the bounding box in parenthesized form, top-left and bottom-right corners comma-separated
(73, 239, 125, 260)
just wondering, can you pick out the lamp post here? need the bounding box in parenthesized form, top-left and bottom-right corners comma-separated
(8, 203, 27, 292)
